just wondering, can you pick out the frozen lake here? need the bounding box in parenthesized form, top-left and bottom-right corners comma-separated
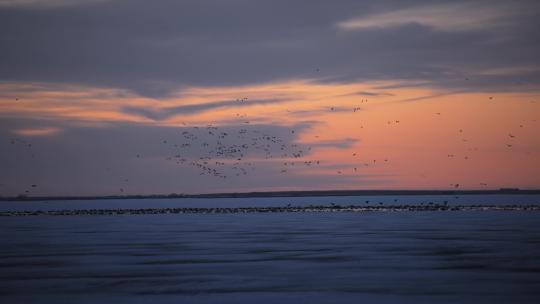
(1, 195, 540, 303)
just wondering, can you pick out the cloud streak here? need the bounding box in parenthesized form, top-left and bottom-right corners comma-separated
(123, 98, 287, 121)
(12, 127, 61, 136)
(307, 138, 359, 149)
(337, 2, 525, 32)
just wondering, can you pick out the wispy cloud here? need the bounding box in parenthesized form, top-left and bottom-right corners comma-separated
(287, 106, 355, 117)
(12, 127, 61, 136)
(396, 91, 466, 103)
(307, 138, 359, 150)
(123, 98, 287, 121)
(337, 3, 523, 32)
(346, 91, 395, 97)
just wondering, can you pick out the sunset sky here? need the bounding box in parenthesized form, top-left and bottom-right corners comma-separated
(1, 0, 539, 196)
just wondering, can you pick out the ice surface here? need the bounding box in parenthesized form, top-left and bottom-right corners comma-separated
(1, 196, 540, 303)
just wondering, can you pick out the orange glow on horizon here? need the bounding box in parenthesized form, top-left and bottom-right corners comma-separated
(1, 80, 539, 190)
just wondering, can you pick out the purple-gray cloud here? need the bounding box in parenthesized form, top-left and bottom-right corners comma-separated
(0, 0, 539, 97)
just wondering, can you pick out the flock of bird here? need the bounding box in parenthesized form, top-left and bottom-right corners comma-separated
(160, 123, 318, 179)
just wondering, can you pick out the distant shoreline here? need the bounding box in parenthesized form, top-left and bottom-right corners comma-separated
(1, 188, 539, 202)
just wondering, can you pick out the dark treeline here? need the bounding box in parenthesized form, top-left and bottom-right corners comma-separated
(1, 188, 538, 202)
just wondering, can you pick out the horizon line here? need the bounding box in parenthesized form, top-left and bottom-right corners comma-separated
(2, 188, 538, 202)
